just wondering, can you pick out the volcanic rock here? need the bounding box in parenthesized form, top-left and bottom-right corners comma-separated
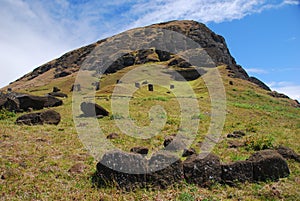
(16, 110, 61, 125)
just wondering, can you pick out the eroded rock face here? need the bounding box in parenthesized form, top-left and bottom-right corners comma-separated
(16, 110, 61, 125)
(80, 102, 109, 117)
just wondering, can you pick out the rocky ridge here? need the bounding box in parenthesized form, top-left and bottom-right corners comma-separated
(6, 20, 270, 92)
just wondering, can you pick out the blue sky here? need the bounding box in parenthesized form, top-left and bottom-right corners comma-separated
(0, 0, 299, 100)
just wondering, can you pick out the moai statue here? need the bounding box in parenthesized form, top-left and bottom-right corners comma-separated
(148, 84, 154, 91)
(95, 82, 100, 90)
(76, 84, 81, 91)
(135, 82, 140, 88)
(7, 88, 12, 93)
(70, 84, 75, 92)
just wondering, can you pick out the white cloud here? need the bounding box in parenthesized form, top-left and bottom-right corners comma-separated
(0, 0, 297, 87)
(268, 81, 300, 101)
(246, 68, 268, 74)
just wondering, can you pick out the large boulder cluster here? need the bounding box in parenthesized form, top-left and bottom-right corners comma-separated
(93, 149, 292, 190)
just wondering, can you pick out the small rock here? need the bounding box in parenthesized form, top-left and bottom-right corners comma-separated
(130, 147, 149, 155)
(182, 148, 196, 157)
(227, 131, 245, 138)
(228, 140, 245, 148)
(276, 145, 300, 162)
(80, 102, 109, 117)
(53, 87, 61, 92)
(106, 133, 119, 139)
(48, 92, 68, 98)
(68, 163, 86, 174)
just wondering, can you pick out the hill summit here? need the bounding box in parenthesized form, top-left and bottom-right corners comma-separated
(5, 20, 270, 91)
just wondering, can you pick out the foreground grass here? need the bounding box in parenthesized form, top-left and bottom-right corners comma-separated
(1, 65, 300, 200)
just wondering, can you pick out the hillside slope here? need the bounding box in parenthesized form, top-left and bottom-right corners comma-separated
(0, 20, 299, 200)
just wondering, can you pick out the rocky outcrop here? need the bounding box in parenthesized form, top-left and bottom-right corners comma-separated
(8, 20, 271, 91)
(268, 91, 290, 99)
(16, 110, 61, 125)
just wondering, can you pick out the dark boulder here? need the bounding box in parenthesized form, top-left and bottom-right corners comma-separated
(94, 151, 147, 190)
(53, 87, 61, 92)
(16, 94, 62, 111)
(54, 70, 71, 78)
(248, 150, 290, 182)
(183, 153, 222, 187)
(0, 97, 20, 112)
(16, 110, 61, 125)
(48, 92, 68, 98)
(106, 133, 119, 139)
(146, 153, 183, 189)
(227, 130, 246, 138)
(276, 145, 300, 162)
(130, 147, 149, 155)
(182, 148, 196, 157)
(221, 161, 253, 185)
(80, 102, 109, 117)
(268, 91, 290, 99)
(248, 77, 271, 91)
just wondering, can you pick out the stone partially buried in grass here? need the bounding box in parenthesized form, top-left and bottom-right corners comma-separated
(248, 150, 290, 182)
(80, 102, 109, 117)
(16, 110, 61, 125)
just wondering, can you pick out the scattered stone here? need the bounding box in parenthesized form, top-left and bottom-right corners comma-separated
(68, 163, 87, 174)
(16, 110, 61, 125)
(106, 133, 119, 139)
(48, 92, 68, 98)
(227, 131, 246, 138)
(135, 82, 140, 88)
(221, 161, 253, 185)
(142, 80, 148, 85)
(163, 135, 175, 147)
(183, 153, 222, 187)
(130, 147, 149, 155)
(53, 87, 61, 92)
(148, 84, 154, 91)
(182, 148, 196, 157)
(80, 102, 109, 117)
(248, 150, 290, 182)
(54, 70, 71, 78)
(170, 84, 175, 89)
(229, 81, 234, 85)
(276, 145, 300, 162)
(71, 84, 81, 92)
(228, 140, 245, 148)
(7, 88, 12, 92)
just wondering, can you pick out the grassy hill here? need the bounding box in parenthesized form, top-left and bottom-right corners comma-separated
(1, 60, 300, 200)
